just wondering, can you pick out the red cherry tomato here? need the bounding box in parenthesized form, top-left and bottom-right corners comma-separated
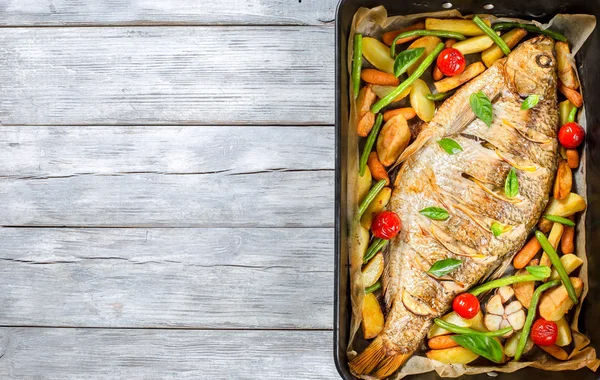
(436, 48, 466, 77)
(452, 293, 480, 319)
(558, 122, 585, 149)
(531, 318, 558, 346)
(371, 211, 402, 239)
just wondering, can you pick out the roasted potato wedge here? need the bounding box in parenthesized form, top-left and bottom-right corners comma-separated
(362, 252, 384, 288)
(356, 226, 370, 262)
(410, 79, 436, 122)
(362, 292, 385, 339)
(356, 85, 377, 137)
(556, 41, 579, 89)
(371, 85, 412, 103)
(358, 166, 372, 203)
(376, 114, 411, 166)
(362, 37, 395, 74)
(482, 28, 527, 67)
(553, 160, 572, 201)
(555, 316, 573, 347)
(468, 310, 488, 332)
(425, 18, 491, 36)
(453, 34, 496, 55)
(426, 346, 479, 364)
(428, 311, 472, 338)
(539, 277, 584, 321)
(548, 222, 564, 251)
(434, 62, 485, 93)
(540, 193, 587, 228)
(406, 36, 442, 76)
(360, 187, 392, 229)
(549, 254, 583, 281)
(504, 331, 534, 357)
(513, 268, 534, 309)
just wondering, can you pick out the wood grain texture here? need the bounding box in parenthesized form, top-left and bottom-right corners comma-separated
(0, 126, 334, 227)
(0, 0, 337, 26)
(0, 228, 333, 328)
(0, 27, 334, 126)
(0, 328, 338, 379)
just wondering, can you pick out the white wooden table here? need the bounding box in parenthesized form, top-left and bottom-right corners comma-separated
(0, 1, 339, 378)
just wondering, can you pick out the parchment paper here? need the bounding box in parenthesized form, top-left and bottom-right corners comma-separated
(346, 6, 599, 378)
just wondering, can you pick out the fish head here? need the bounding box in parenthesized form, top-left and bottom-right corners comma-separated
(505, 35, 557, 99)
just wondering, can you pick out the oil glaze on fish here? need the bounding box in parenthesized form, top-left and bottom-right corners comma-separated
(350, 36, 559, 378)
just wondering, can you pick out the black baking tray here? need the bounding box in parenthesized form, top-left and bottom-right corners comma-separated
(334, 0, 600, 379)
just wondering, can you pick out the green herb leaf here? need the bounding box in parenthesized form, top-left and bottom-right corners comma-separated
(491, 222, 503, 237)
(438, 138, 463, 155)
(451, 334, 504, 363)
(419, 206, 449, 221)
(393, 48, 426, 77)
(521, 95, 540, 110)
(544, 214, 576, 227)
(525, 265, 551, 280)
(504, 168, 519, 198)
(470, 91, 493, 127)
(427, 258, 462, 277)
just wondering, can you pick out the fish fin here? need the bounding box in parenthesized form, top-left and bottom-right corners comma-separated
(373, 353, 411, 378)
(349, 335, 386, 375)
(391, 127, 433, 169)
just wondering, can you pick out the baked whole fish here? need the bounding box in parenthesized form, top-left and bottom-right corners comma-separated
(350, 36, 559, 378)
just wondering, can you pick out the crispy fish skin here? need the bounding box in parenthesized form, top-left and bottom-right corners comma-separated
(350, 36, 558, 378)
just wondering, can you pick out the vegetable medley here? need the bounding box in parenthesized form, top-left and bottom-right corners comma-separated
(353, 14, 588, 367)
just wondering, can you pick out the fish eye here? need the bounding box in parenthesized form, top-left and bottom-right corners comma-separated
(536, 54, 553, 68)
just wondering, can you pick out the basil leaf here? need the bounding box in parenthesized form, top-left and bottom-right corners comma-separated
(394, 48, 426, 77)
(427, 258, 462, 277)
(419, 206, 449, 221)
(504, 168, 519, 198)
(470, 91, 493, 127)
(521, 94, 540, 110)
(491, 222, 503, 237)
(526, 265, 551, 280)
(451, 334, 504, 363)
(438, 138, 463, 155)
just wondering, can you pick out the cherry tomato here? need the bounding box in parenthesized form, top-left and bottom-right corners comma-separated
(558, 122, 585, 149)
(436, 48, 466, 77)
(452, 293, 480, 319)
(371, 211, 402, 239)
(531, 318, 558, 346)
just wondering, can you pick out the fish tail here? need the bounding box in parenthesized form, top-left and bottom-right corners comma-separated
(349, 335, 409, 378)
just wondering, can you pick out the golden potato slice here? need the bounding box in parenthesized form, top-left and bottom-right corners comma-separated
(482, 28, 527, 67)
(410, 78, 436, 122)
(539, 277, 584, 321)
(549, 254, 583, 281)
(376, 115, 411, 167)
(360, 187, 392, 229)
(425, 18, 490, 36)
(453, 35, 495, 55)
(555, 316, 572, 347)
(362, 37, 395, 74)
(426, 346, 479, 364)
(362, 292, 384, 339)
(371, 85, 412, 103)
(406, 36, 442, 76)
(357, 166, 372, 204)
(362, 252, 384, 288)
(428, 312, 472, 338)
(468, 310, 488, 332)
(356, 226, 370, 263)
(504, 331, 533, 357)
(542, 193, 587, 219)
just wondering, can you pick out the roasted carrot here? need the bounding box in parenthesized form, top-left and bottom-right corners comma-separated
(428, 335, 460, 350)
(383, 107, 417, 122)
(361, 69, 400, 86)
(559, 81, 583, 108)
(539, 344, 569, 361)
(561, 216, 575, 255)
(513, 236, 542, 269)
(382, 22, 426, 46)
(368, 152, 390, 185)
(566, 149, 579, 169)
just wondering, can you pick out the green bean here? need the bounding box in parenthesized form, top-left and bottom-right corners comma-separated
(363, 238, 388, 263)
(352, 34, 363, 99)
(470, 274, 545, 296)
(544, 214, 576, 227)
(473, 16, 510, 56)
(390, 30, 466, 58)
(372, 42, 445, 113)
(535, 231, 578, 303)
(365, 281, 381, 294)
(426, 90, 455, 102)
(492, 22, 567, 43)
(567, 106, 578, 123)
(359, 114, 383, 176)
(514, 280, 561, 361)
(358, 179, 387, 218)
(434, 318, 513, 337)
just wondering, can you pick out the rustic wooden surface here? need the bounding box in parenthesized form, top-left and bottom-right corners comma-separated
(0, 1, 340, 378)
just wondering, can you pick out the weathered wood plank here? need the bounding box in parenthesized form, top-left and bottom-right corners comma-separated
(0, 228, 333, 328)
(0, 126, 334, 176)
(0, 27, 334, 126)
(0, 0, 337, 26)
(0, 328, 338, 379)
(0, 126, 334, 227)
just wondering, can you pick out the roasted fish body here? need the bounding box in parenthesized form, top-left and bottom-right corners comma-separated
(351, 36, 558, 378)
